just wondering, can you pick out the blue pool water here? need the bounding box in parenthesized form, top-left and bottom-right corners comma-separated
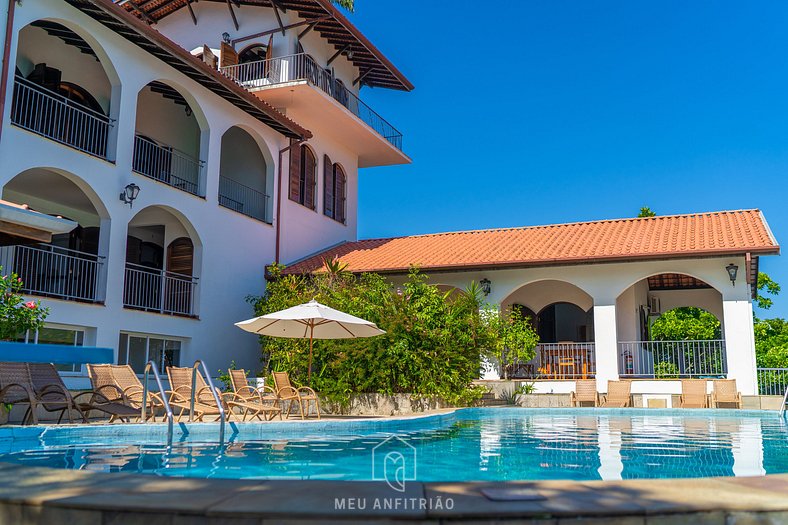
(1, 408, 787, 481)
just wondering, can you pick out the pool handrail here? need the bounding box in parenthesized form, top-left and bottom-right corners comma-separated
(141, 361, 174, 448)
(780, 386, 788, 419)
(191, 360, 225, 444)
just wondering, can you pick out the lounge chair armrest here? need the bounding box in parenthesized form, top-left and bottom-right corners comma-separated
(37, 383, 73, 402)
(74, 390, 113, 406)
(277, 386, 299, 398)
(297, 386, 318, 398)
(94, 384, 126, 403)
(0, 382, 37, 403)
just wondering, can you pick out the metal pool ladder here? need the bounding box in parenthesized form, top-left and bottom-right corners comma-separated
(780, 386, 788, 419)
(141, 361, 174, 448)
(191, 360, 226, 445)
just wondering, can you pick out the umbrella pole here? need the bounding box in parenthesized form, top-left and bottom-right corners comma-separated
(308, 323, 314, 385)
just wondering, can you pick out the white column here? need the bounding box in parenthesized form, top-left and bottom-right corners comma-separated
(593, 302, 619, 391)
(722, 298, 758, 395)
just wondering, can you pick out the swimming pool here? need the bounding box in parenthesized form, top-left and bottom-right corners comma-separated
(1, 408, 786, 482)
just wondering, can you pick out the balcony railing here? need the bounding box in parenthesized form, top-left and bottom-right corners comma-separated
(123, 262, 198, 317)
(508, 343, 596, 380)
(0, 244, 105, 303)
(618, 340, 727, 378)
(757, 368, 788, 396)
(11, 76, 112, 159)
(218, 176, 271, 223)
(220, 54, 403, 151)
(132, 134, 203, 196)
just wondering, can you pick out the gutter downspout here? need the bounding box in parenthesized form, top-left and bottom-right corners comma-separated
(275, 138, 306, 264)
(0, 0, 17, 143)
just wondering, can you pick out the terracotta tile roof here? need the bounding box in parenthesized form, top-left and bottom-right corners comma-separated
(285, 210, 780, 275)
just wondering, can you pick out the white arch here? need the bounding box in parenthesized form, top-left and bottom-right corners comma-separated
(127, 204, 203, 249)
(613, 270, 724, 299)
(499, 278, 595, 313)
(135, 78, 210, 133)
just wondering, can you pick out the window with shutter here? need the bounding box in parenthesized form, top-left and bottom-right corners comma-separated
(323, 154, 334, 218)
(334, 163, 346, 224)
(288, 139, 301, 203)
(302, 145, 316, 209)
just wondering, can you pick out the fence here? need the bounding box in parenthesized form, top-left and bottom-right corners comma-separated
(123, 263, 198, 316)
(132, 134, 203, 196)
(218, 176, 270, 223)
(757, 368, 788, 396)
(508, 343, 596, 379)
(618, 340, 727, 378)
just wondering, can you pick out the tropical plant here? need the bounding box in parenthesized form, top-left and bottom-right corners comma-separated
(754, 317, 788, 368)
(249, 264, 492, 407)
(654, 361, 679, 379)
(0, 270, 48, 341)
(331, 0, 354, 12)
(756, 272, 780, 310)
(637, 206, 657, 218)
(650, 307, 721, 341)
(217, 360, 243, 392)
(480, 303, 539, 380)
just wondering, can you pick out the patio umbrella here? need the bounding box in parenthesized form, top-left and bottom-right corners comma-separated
(235, 300, 385, 383)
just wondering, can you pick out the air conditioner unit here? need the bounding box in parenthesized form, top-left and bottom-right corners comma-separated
(648, 295, 661, 315)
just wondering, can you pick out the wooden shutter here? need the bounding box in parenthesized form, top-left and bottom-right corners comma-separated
(220, 42, 238, 68)
(335, 164, 346, 223)
(323, 154, 334, 218)
(202, 45, 217, 69)
(289, 139, 301, 202)
(303, 147, 316, 209)
(167, 237, 194, 276)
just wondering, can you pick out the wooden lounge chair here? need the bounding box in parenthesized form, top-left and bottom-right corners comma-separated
(272, 371, 320, 419)
(30, 363, 141, 423)
(711, 379, 742, 409)
(571, 379, 599, 407)
(87, 364, 165, 420)
(600, 380, 631, 407)
(680, 380, 708, 408)
(167, 366, 235, 422)
(227, 369, 281, 421)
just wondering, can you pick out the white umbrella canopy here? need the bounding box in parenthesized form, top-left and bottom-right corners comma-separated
(235, 300, 385, 382)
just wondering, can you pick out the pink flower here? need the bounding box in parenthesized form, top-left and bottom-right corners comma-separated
(24, 301, 36, 309)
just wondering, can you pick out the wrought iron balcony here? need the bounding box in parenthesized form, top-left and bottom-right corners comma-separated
(132, 134, 203, 197)
(618, 340, 727, 378)
(220, 53, 403, 151)
(123, 262, 198, 317)
(11, 77, 112, 159)
(218, 176, 271, 223)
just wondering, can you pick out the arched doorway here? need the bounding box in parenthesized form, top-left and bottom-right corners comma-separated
(123, 206, 199, 317)
(12, 20, 115, 159)
(1, 168, 109, 303)
(133, 81, 205, 196)
(616, 273, 725, 378)
(218, 126, 271, 222)
(501, 280, 595, 380)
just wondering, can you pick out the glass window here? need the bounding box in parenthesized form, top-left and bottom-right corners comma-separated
(19, 326, 86, 373)
(119, 333, 182, 374)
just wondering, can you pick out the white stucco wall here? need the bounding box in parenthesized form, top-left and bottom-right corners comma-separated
(0, 0, 365, 378)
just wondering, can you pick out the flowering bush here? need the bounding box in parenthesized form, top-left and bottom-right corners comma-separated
(0, 269, 48, 341)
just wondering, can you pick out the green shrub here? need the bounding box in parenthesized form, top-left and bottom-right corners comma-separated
(249, 265, 508, 407)
(0, 269, 48, 341)
(654, 361, 679, 379)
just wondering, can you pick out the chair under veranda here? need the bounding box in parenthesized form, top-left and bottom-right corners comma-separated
(570, 379, 599, 407)
(711, 379, 742, 409)
(227, 369, 281, 421)
(272, 371, 320, 420)
(600, 380, 632, 408)
(679, 379, 708, 408)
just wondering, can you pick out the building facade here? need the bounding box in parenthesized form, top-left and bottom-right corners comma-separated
(0, 0, 411, 383)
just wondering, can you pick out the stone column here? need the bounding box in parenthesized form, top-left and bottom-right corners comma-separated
(593, 302, 619, 392)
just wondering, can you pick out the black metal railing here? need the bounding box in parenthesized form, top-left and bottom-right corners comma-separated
(221, 53, 403, 151)
(218, 176, 270, 223)
(508, 343, 596, 379)
(132, 134, 203, 196)
(11, 76, 112, 159)
(123, 262, 198, 317)
(618, 340, 727, 378)
(757, 368, 788, 395)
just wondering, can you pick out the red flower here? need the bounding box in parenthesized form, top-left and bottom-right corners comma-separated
(24, 301, 36, 309)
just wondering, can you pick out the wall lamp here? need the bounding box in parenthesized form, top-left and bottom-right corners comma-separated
(479, 278, 492, 296)
(726, 263, 738, 286)
(222, 32, 231, 44)
(120, 183, 141, 208)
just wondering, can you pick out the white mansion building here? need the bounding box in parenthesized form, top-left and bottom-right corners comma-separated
(0, 0, 780, 397)
(0, 0, 410, 382)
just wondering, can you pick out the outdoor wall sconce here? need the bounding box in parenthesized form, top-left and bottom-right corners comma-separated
(480, 278, 492, 296)
(726, 263, 738, 286)
(222, 32, 231, 44)
(120, 183, 141, 208)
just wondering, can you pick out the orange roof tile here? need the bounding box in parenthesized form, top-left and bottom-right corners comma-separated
(285, 210, 780, 274)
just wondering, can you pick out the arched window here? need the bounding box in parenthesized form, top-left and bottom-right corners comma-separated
(323, 156, 346, 224)
(238, 44, 267, 64)
(289, 142, 316, 209)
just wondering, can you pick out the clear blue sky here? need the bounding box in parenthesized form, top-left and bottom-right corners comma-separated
(350, 1, 787, 318)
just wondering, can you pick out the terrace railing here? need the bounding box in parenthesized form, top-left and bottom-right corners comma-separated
(132, 134, 203, 196)
(218, 176, 270, 223)
(757, 368, 788, 396)
(11, 76, 112, 159)
(220, 53, 403, 151)
(618, 340, 727, 379)
(0, 244, 105, 303)
(508, 342, 596, 380)
(123, 262, 198, 317)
